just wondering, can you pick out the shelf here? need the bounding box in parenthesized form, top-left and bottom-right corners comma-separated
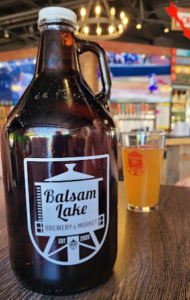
(172, 85, 190, 90)
(110, 99, 170, 104)
(171, 101, 186, 104)
(117, 117, 155, 121)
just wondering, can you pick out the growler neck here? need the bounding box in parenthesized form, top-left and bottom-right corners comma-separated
(35, 28, 79, 75)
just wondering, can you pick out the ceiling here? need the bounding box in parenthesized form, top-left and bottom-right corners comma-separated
(0, 0, 190, 53)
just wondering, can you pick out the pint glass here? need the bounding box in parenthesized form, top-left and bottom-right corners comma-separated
(120, 131, 165, 213)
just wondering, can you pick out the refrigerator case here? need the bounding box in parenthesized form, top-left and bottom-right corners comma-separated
(170, 86, 190, 130)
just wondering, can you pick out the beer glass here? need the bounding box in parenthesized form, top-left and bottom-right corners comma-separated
(120, 131, 165, 213)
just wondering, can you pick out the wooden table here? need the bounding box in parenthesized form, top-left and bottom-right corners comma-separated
(1, 180, 190, 300)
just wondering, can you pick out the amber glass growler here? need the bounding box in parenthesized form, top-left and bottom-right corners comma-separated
(1, 7, 117, 295)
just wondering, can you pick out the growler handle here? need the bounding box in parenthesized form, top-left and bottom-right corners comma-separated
(76, 38, 111, 108)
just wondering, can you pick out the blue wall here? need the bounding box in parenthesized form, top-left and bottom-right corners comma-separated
(109, 65, 170, 77)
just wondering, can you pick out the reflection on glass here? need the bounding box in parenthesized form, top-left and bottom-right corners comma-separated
(0, 59, 35, 105)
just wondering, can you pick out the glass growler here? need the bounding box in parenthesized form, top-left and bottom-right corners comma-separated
(1, 7, 117, 295)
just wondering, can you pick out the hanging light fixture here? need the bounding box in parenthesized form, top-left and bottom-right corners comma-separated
(108, 25, 114, 34)
(122, 17, 128, 26)
(110, 7, 116, 18)
(164, 26, 169, 33)
(96, 26, 102, 35)
(95, 5, 101, 16)
(136, 22, 142, 29)
(76, 0, 128, 40)
(4, 29, 9, 38)
(80, 7, 86, 18)
(118, 24, 123, 31)
(83, 26, 90, 35)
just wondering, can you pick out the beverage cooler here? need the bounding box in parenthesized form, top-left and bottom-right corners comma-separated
(170, 48, 190, 132)
(170, 85, 190, 130)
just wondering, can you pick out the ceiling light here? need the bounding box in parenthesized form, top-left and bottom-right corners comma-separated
(76, 0, 127, 40)
(118, 24, 123, 31)
(120, 11, 125, 19)
(136, 23, 142, 29)
(80, 7, 86, 17)
(122, 17, 128, 26)
(110, 7, 116, 16)
(83, 26, 89, 35)
(95, 5, 101, 15)
(164, 27, 169, 33)
(108, 25, 114, 34)
(96, 26, 102, 35)
(4, 30, 9, 38)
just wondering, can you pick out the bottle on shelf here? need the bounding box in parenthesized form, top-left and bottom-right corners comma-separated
(117, 103, 122, 115)
(125, 103, 129, 117)
(172, 90, 179, 103)
(121, 103, 126, 117)
(129, 103, 133, 116)
(145, 103, 149, 114)
(136, 103, 141, 116)
(140, 102, 145, 117)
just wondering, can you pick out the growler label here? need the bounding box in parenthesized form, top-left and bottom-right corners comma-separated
(24, 155, 109, 265)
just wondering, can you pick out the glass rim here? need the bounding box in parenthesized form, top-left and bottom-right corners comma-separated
(119, 130, 165, 136)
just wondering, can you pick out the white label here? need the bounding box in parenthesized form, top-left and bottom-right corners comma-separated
(24, 155, 109, 265)
(177, 12, 190, 28)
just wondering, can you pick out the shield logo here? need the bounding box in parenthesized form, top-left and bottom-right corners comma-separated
(128, 150, 144, 176)
(24, 155, 109, 265)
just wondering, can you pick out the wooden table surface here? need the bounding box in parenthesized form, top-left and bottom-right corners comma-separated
(1, 180, 190, 300)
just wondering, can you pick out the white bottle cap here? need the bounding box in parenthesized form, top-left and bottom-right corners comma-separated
(38, 7, 77, 25)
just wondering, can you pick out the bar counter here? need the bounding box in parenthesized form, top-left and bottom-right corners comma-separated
(166, 135, 190, 146)
(164, 136, 190, 185)
(1, 180, 190, 299)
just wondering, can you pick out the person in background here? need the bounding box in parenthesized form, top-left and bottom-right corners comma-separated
(11, 67, 33, 99)
(0, 67, 12, 101)
(148, 73, 168, 94)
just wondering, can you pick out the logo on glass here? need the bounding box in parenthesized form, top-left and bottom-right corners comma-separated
(128, 150, 144, 176)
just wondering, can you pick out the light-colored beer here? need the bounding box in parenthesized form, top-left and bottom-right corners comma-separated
(121, 147, 163, 208)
